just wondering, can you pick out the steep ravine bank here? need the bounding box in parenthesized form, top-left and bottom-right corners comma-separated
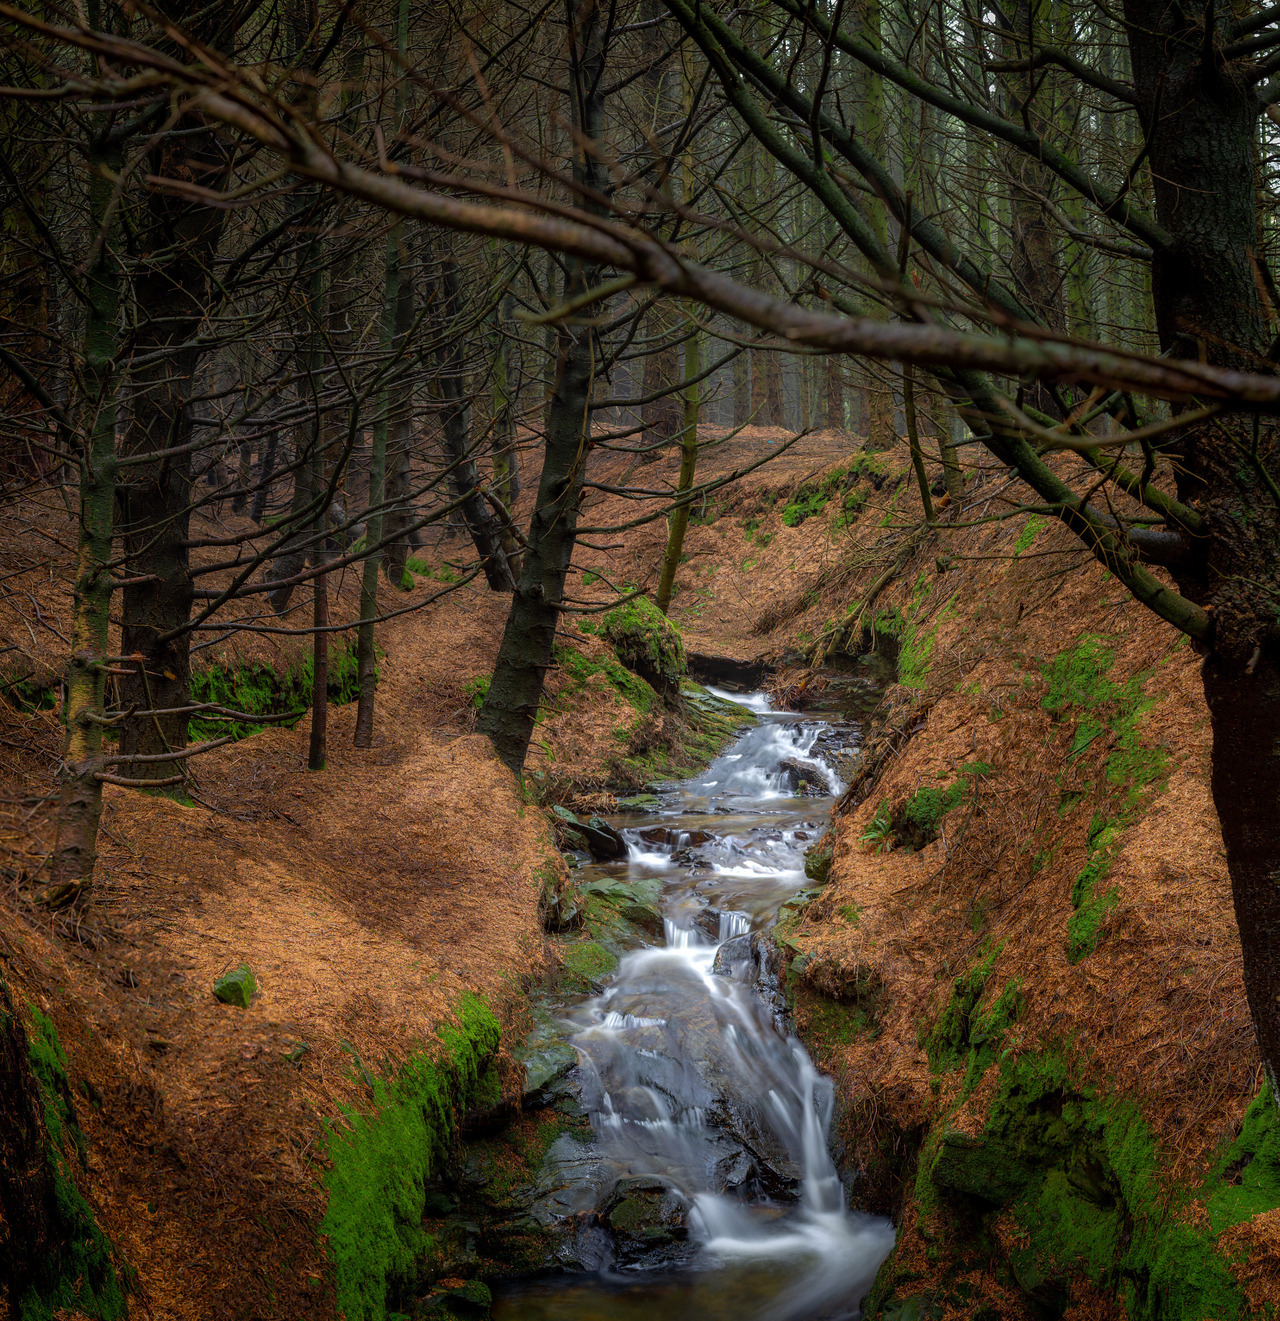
(4, 426, 1280, 1319)
(738, 487, 1280, 1314)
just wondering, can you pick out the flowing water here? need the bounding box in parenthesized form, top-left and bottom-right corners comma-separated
(493, 690, 896, 1320)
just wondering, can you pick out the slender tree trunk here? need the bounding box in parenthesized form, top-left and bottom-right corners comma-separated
(383, 263, 415, 588)
(309, 565, 328, 771)
(353, 221, 400, 749)
(50, 138, 120, 894)
(478, 0, 607, 775)
(438, 259, 517, 590)
(903, 364, 933, 522)
(656, 314, 700, 613)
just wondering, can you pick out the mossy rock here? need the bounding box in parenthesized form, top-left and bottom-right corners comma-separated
(213, 963, 257, 1008)
(599, 597, 687, 703)
(804, 838, 834, 885)
(927, 1129, 1034, 1204)
(559, 940, 618, 992)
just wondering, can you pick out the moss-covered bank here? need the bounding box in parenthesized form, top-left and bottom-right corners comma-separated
(866, 1051, 1279, 1320)
(320, 995, 502, 1321)
(2, 984, 128, 1321)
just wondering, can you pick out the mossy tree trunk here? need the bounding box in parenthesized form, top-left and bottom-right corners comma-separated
(50, 136, 120, 895)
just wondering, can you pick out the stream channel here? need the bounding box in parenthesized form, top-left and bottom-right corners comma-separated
(493, 686, 897, 1320)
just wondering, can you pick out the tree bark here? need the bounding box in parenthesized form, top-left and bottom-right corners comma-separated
(1124, 0, 1280, 1098)
(50, 136, 120, 893)
(117, 130, 227, 783)
(478, 0, 607, 775)
(656, 314, 699, 613)
(437, 259, 517, 591)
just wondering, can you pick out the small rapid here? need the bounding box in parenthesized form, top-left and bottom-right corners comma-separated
(494, 692, 895, 1320)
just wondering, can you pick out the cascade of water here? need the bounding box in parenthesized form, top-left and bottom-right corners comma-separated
(549, 698, 895, 1319)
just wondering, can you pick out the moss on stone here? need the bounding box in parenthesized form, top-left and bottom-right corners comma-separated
(804, 838, 834, 885)
(19, 1005, 128, 1321)
(595, 597, 686, 701)
(558, 940, 618, 992)
(213, 963, 257, 1008)
(320, 994, 502, 1321)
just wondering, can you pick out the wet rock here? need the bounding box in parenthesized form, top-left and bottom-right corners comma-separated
(752, 932, 791, 1030)
(528, 1134, 609, 1219)
(606, 1176, 688, 1264)
(519, 1041, 578, 1106)
(712, 933, 755, 981)
(577, 818, 627, 860)
(778, 756, 829, 796)
(694, 906, 723, 940)
(580, 878, 664, 939)
(213, 963, 256, 1008)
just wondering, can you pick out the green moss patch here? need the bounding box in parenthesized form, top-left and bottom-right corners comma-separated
(19, 1003, 128, 1321)
(558, 940, 619, 992)
(779, 457, 888, 529)
(923, 945, 1022, 1096)
(592, 597, 686, 702)
(320, 994, 502, 1321)
(922, 1051, 1261, 1320)
(189, 642, 362, 741)
(1041, 637, 1171, 963)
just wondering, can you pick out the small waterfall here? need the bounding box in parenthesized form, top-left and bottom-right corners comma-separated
(548, 698, 895, 1319)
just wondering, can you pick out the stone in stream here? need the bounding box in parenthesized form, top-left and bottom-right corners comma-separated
(712, 932, 756, 981)
(605, 1176, 689, 1264)
(519, 1041, 579, 1106)
(777, 756, 829, 796)
(549, 804, 627, 860)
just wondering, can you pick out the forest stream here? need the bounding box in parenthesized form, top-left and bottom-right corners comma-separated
(493, 689, 896, 1320)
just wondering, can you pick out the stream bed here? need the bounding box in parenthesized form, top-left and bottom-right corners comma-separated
(492, 689, 896, 1320)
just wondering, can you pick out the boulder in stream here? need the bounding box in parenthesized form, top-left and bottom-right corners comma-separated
(777, 756, 829, 796)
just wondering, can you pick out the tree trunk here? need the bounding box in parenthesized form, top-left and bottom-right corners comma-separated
(50, 137, 120, 894)
(383, 264, 415, 588)
(1125, 0, 1280, 1098)
(478, 0, 607, 775)
(656, 315, 699, 613)
(477, 308, 596, 773)
(438, 259, 517, 591)
(116, 131, 227, 784)
(354, 221, 400, 749)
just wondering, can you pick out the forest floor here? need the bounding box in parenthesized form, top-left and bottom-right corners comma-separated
(1, 421, 1277, 1318)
